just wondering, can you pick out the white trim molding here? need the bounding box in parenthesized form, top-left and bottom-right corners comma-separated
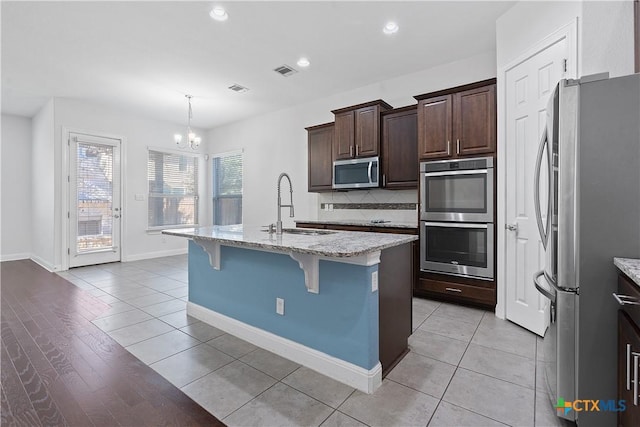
(187, 302, 382, 394)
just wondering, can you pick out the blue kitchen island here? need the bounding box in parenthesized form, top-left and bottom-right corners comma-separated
(163, 225, 417, 393)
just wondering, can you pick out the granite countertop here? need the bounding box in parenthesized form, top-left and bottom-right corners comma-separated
(614, 258, 640, 287)
(294, 219, 418, 229)
(163, 225, 418, 258)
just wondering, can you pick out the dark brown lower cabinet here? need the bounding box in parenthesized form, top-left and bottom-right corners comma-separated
(415, 272, 496, 309)
(618, 273, 640, 426)
(296, 222, 416, 376)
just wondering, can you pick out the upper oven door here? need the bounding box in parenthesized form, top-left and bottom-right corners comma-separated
(420, 162, 493, 222)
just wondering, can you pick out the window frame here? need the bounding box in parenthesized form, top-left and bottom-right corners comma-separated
(211, 149, 243, 226)
(146, 146, 200, 231)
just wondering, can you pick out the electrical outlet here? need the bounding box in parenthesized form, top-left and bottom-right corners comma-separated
(276, 298, 285, 315)
(328, 204, 333, 211)
(371, 271, 378, 292)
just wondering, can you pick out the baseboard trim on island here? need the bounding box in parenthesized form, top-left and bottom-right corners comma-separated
(187, 301, 382, 394)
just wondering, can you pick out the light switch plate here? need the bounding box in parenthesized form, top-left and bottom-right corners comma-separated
(276, 298, 285, 315)
(371, 271, 378, 292)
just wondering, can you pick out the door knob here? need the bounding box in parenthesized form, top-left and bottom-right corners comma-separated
(506, 223, 518, 231)
(114, 214, 121, 219)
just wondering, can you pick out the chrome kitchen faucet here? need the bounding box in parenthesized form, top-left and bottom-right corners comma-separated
(276, 172, 294, 235)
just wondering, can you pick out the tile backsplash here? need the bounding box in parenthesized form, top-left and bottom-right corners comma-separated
(317, 189, 418, 223)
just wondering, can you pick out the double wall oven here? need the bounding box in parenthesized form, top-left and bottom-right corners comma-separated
(419, 157, 494, 280)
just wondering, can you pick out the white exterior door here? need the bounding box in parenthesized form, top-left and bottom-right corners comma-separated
(503, 31, 573, 336)
(68, 132, 122, 267)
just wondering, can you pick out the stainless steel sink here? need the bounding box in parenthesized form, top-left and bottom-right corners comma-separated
(261, 227, 335, 236)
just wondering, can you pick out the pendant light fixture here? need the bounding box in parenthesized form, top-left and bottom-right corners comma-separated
(174, 94, 201, 150)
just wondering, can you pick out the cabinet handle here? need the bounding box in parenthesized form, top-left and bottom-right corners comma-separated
(628, 344, 633, 390)
(456, 139, 460, 154)
(447, 141, 451, 156)
(613, 293, 640, 306)
(350, 146, 353, 157)
(383, 174, 386, 187)
(445, 287, 462, 293)
(355, 145, 359, 156)
(634, 353, 639, 405)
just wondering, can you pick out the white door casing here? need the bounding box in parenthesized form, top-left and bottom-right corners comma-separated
(68, 132, 122, 267)
(497, 20, 577, 336)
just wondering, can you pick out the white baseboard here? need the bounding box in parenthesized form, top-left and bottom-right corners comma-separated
(187, 302, 382, 394)
(30, 255, 58, 272)
(0, 252, 30, 262)
(122, 248, 187, 262)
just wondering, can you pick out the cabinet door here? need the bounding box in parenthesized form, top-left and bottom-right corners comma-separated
(355, 106, 379, 157)
(619, 310, 640, 426)
(382, 109, 418, 189)
(333, 111, 354, 160)
(453, 84, 496, 157)
(307, 124, 334, 192)
(417, 95, 452, 160)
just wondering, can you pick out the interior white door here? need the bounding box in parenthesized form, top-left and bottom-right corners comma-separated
(504, 38, 567, 336)
(68, 132, 122, 267)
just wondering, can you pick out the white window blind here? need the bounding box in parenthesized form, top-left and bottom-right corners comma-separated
(212, 152, 243, 225)
(147, 149, 199, 229)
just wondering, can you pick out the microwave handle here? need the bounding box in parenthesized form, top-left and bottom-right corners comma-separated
(368, 161, 373, 184)
(533, 127, 548, 249)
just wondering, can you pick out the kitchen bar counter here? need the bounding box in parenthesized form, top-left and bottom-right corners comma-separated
(614, 257, 640, 287)
(162, 225, 415, 394)
(294, 219, 418, 229)
(163, 225, 417, 258)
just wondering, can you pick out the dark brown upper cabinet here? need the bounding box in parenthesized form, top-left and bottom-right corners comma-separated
(332, 100, 392, 160)
(381, 106, 418, 189)
(306, 122, 334, 192)
(415, 79, 496, 160)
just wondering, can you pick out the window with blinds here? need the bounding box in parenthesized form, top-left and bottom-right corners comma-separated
(147, 149, 199, 229)
(212, 152, 243, 225)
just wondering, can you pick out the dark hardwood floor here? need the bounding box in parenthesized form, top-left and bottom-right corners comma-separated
(0, 259, 225, 426)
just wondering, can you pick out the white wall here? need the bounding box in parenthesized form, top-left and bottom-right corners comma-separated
(581, 0, 635, 77)
(51, 98, 208, 265)
(207, 51, 498, 227)
(31, 100, 56, 269)
(1, 114, 33, 260)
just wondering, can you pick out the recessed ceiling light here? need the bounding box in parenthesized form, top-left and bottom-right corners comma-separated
(210, 6, 229, 22)
(383, 21, 399, 35)
(297, 57, 310, 68)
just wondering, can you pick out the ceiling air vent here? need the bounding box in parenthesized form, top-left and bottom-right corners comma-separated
(228, 83, 249, 93)
(273, 65, 298, 77)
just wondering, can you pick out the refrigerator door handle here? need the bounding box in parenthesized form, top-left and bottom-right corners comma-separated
(534, 127, 549, 248)
(534, 269, 555, 303)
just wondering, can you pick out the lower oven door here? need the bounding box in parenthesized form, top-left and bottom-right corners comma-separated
(420, 221, 494, 280)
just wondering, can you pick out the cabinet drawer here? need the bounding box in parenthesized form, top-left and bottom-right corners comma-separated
(618, 273, 640, 326)
(416, 277, 495, 305)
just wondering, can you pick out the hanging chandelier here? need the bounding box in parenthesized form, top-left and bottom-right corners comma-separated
(174, 94, 201, 150)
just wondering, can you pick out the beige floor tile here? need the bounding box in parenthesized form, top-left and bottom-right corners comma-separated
(432, 303, 485, 326)
(442, 368, 534, 426)
(387, 352, 456, 399)
(126, 292, 174, 308)
(224, 382, 333, 427)
(140, 298, 185, 317)
(460, 343, 536, 389)
(150, 343, 233, 388)
(418, 315, 478, 343)
(108, 318, 174, 347)
(320, 411, 367, 427)
(91, 309, 153, 332)
(339, 380, 438, 427)
(158, 310, 199, 328)
(282, 366, 355, 409)
(408, 329, 468, 365)
(126, 329, 199, 364)
(207, 334, 257, 358)
(180, 321, 225, 342)
(471, 315, 537, 359)
(240, 348, 299, 380)
(181, 360, 276, 419)
(429, 401, 507, 426)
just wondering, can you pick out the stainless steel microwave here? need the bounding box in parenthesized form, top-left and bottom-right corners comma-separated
(333, 156, 379, 190)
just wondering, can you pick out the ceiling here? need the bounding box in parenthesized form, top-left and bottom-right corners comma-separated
(1, 1, 514, 129)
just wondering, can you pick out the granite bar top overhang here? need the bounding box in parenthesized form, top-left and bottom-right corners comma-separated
(614, 257, 640, 287)
(162, 225, 418, 258)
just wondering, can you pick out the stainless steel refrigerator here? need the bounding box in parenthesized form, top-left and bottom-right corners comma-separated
(534, 73, 640, 426)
